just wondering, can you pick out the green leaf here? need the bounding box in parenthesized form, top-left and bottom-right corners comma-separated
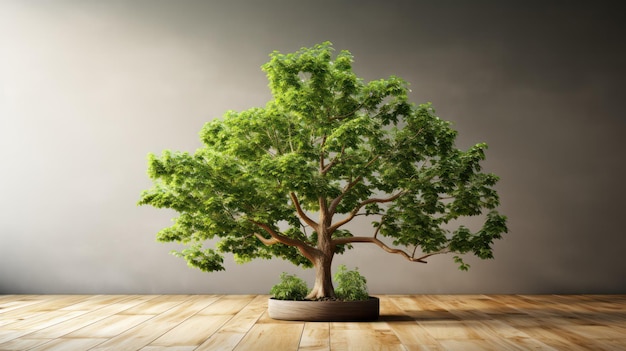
(171, 245, 224, 272)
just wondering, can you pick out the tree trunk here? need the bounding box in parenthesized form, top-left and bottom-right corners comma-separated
(306, 252, 335, 299)
(303, 197, 337, 300)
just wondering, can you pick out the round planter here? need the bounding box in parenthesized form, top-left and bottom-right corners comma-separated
(268, 297, 379, 321)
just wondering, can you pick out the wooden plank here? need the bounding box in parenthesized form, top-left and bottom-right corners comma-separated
(57, 294, 135, 311)
(582, 295, 626, 314)
(139, 346, 196, 351)
(194, 295, 267, 351)
(196, 295, 254, 315)
(497, 318, 593, 351)
(538, 321, 626, 351)
(422, 295, 558, 351)
(438, 338, 525, 351)
(0, 295, 94, 339)
(0, 295, 48, 316)
(470, 319, 538, 341)
(89, 295, 218, 351)
(392, 295, 460, 321)
(298, 322, 329, 351)
(0, 295, 20, 303)
(2, 310, 88, 332)
(26, 337, 108, 351)
(592, 338, 626, 351)
(416, 319, 482, 340)
(148, 314, 232, 347)
(383, 295, 444, 351)
(0, 311, 47, 328)
(330, 322, 404, 351)
(0, 337, 52, 350)
(386, 323, 445, 351)
(0, 295, 90, 319)
(0, 330, 32, 346)
(64, 314, 155, 338)
(234, 323, 304, 351)
(25, 295, 156, 339)
(453, 320, 556, 351)
(124, 291, 241, 351)
(378, 295, 412, 320)
(117, 295, 191, 315)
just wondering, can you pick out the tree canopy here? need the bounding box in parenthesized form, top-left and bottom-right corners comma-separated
(139, 42, 507, 296)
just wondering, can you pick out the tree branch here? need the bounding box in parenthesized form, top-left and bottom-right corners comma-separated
(249, 220, 314, 251)
(332, 236, 427, 263)
(328, 154, 380, 216)
(288, 123, 295, 153)
(321, 145, 346, 175)
(329, 190, 406, 232)
(319, 195, 329, 227)
(266, 127, 284, 156)
(373, 216, 386, 239)
(253, 232, 279, 245)
(319, 137, 326, 172)
(364, 154, 380, 169)
(328, 98, 369, 121)
(414, 249, 451, 261)
(290, 192, 318, 228)
(328, 176, 363, 216)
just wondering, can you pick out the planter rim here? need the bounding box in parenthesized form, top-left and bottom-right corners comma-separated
(268, 296, 379, 302)
(268, 296, 379, 321)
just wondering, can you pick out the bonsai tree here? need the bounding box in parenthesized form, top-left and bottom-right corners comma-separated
(139, 42, 507, 299)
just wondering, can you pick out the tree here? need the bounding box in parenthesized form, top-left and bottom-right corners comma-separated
(138, 42, 508, 299)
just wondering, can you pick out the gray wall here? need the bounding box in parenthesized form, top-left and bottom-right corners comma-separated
(1, 1, 624, 294)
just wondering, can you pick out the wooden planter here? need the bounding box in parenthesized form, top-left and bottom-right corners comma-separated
(268, 297, 379, 322)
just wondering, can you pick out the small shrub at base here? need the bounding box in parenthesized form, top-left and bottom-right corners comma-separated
(270, 272, 309, 300)
(334, 264, 369, 301)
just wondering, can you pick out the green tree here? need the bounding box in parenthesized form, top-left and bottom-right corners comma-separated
(138, 42, 508, 299)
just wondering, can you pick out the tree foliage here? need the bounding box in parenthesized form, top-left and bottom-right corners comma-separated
(138, 42, 508, 292)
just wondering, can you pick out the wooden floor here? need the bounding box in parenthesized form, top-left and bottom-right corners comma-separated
(0, 295, 625, 350)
